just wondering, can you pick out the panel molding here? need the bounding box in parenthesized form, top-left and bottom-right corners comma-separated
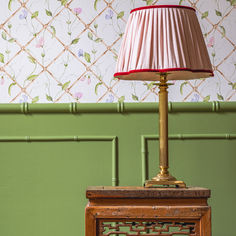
(0, 101, 235, 114)
(0, 135, 118, 186)
(141, 133, 236, 185)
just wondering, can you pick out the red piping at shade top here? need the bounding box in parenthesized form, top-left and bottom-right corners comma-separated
(130, 5, 196, 14)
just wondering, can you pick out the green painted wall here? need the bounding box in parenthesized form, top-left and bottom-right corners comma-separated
(0, 102, 235, 236)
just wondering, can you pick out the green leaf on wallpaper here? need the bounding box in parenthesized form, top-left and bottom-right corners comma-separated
(50, 26, 56, 38)
(46, 94, 53, 102)
(32, 96, 39, 103)
(220, 26, 226, 37)
(26, 74, 38, 81)
(132, 94, 139, 101)
(118, 96, 125, 103)
(61, 0, 68, 6)
(146, 0, 154, 6)
(180, 81, 188, 95)
(143, 82, 150, 90)
(95, 82, 103, 95)
(231, 0, 236, 6)
(84, 52, 91, 63)
(2, 31, 7, 40)
(179, 0, 184, 5)
(8, 0, 13, 11)
(94, 23, 98, 29)
(217, 93, 224, 100)
(8, 82, 16, 96)
(215, 10, 222, 16)
(203, 95, 210, 102)
(0, 53, 4, 63)
(228, 82, 236, 90)
(211, 52, 216, 57)
(94, 38, 102, 43)
(117, 11, 124, 19)
(31, 11, 39, 19)
(62, 81, 71, 90)
(71, 38, 79, 44)
(45, 9, 52, 16)
(28, 55, 36, 64)
(201, 11, 208, 19)
(8, 38, 15, 43)
(92, 49, 97, 54)
(147, 82, 155, 90)
(94, 0, 101, 11)
(88, 32, 93, 40)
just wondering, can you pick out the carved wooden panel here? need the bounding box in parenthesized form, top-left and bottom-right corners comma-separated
(98, 220, 198, 235)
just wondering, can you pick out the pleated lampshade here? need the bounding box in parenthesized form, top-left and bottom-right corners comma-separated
(114, 5, 214, 81)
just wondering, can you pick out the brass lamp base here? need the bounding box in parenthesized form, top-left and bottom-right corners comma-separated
(145, 179, 186, 188)
(145, 168, 186, 188)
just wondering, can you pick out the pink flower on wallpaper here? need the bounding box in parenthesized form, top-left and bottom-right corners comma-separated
(74, 92, 83, 99)
(80, 76, 91, 84)
(207, 36, 214, 48)
(36, 37, 44, 48)
(87, 77, 91, 85)
(0, 77, 4, 85)
(74, 8, 82, 15)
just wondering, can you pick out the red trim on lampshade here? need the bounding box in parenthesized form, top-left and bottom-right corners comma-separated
(130, 5, 195, 14)
(114, 68, 214, 77)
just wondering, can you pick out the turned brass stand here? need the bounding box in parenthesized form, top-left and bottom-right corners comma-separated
(145, 73, 186, 188)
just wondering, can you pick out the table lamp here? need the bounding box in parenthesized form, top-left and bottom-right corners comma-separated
(114, 5, 214, 188)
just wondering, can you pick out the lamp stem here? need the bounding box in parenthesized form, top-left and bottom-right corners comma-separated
(159, 74, 169, 175)
(145, 73, 186, 188)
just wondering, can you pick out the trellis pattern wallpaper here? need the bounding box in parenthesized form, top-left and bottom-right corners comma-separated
(0, 0, 235, 103)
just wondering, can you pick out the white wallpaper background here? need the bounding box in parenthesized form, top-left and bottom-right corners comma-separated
(0, 0, 235, 103)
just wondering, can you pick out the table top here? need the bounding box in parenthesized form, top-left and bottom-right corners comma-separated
(86, 186, 211, 199)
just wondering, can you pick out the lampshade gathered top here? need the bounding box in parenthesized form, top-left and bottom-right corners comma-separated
(114, 5, 214, 81)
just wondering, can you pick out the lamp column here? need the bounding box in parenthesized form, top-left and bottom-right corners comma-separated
(145, 73, 186, 188)
(159, 74, 169, 176)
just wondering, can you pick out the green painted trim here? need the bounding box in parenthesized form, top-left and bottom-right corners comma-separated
(0, 101, 235, 113)
(141, 133, 236, 185)
(112, 137, 118, 186)
(141, 136, 147, 187)
(0, 135, 118, 186)
(142, 134, 236, 140)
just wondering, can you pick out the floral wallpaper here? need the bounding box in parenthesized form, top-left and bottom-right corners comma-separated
(0, 0, 235, 103)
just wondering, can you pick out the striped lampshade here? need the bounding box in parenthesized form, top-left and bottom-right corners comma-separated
(114, 5, 214, 81)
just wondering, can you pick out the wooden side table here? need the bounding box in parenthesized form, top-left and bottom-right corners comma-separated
(85, 186, 211, 236)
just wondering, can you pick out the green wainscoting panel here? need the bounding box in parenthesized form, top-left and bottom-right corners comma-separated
(0, 102, 235, 236)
